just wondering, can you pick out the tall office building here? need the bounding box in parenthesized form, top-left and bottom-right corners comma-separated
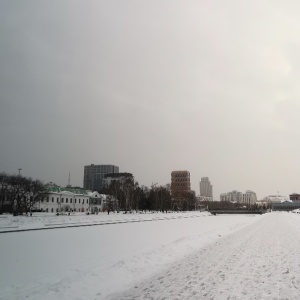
(171, 170, 191, 197)
(199, 177, 213, 201)
(171, 170, 191, 209)
(83, 164, 119, 191)
(226, 190, 243, 203)
(243, 190, 257, 205)
(221, 190, 256, 205)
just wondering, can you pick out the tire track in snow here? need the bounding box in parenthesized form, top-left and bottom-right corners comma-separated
(109, 213, 300, 300)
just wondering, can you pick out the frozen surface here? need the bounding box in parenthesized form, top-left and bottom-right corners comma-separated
(1, 211, 299, 299)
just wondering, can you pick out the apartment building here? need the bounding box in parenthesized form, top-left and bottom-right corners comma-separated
(171, 170, 191, 204)
(83, 164, 119, 191)
(199, 177, 213, 201)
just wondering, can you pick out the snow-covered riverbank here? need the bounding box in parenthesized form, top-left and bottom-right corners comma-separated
(2, 212, 297, 299)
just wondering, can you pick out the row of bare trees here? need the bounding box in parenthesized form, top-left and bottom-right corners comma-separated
(0, 172, 198, 214)
(0, 173, 46, 215)
(102, 179, 196, 212)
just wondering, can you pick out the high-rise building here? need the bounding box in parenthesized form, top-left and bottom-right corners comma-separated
(220, 190, 257, 205)
(171, 170, 191, 197)
(220, 190, 243, 202)
(83, 164, 119, 191)
(171, 170, 191, 210)
(243, 190, 257, 205)
(199, 177, 213, 201)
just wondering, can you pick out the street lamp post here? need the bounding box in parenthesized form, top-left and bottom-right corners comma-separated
(14, 169, 22, 215)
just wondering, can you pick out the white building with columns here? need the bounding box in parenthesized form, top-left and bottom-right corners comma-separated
(35, 185, 90, 213)
(88, 191, 117, 213)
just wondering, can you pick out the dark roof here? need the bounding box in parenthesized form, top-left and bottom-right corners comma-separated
(104, 172, 133, 178)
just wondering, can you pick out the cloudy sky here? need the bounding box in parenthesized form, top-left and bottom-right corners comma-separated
(1, 0, 300, 200)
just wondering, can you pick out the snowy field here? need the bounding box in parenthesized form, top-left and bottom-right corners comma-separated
(1, 211, 300, 299)
(0, 211, 210, 232)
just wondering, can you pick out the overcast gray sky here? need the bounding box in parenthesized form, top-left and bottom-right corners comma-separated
(1, 0, 300, 200)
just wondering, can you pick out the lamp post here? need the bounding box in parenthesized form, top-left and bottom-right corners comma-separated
(14, 168, 22, 215)
(29, 183, 33, 216)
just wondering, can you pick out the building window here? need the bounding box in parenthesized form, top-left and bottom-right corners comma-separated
(51, 208, 53, 212)
(62, 198, 64, 203)
(87, 199, 88, 204)
(57, 198, 59, 203)
(79, 199, 81, 203)
(75, 199, 76, 203)
(70, 199, 72, 203)
(47, 197, 49, 202)
(52, 197, 54, 202)
(82, 200, 84, 204)
(66, 199, 68, 203)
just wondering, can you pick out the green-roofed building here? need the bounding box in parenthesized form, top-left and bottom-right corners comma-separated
(36, 183, 90, 213)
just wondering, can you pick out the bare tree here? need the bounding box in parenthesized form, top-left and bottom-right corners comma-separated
(0, 173, 9, 213)
(0, 173, 45, 214)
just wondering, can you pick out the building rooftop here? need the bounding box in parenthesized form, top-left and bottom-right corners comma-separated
(46, 186, 88, 195)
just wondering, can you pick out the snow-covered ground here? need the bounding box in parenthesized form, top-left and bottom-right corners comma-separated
(1, 211, 299, 299)
(0, 211, 209, 232)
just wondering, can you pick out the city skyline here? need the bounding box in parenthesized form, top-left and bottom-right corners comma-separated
(1, 165, 290, 201)
(2, 1, 300, 200)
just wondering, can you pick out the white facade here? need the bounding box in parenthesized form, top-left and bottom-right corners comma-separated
(220, 193, 227, 201)
(263, 195, 288, 203)
(220, 190, 243, 203)
(220, 190, 257, 205)
(243, 190, 257, 205)
(35, 186, 90, 213)
(88, 191, 116, 213)
(199, 177, 213, 201)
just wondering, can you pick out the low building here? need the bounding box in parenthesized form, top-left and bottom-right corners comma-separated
(272, 201, 300, 211)
(198, 196, 213, 202)
(263, 195, 287, 204)
(103, 172, 133, 188)
(290, 193, 300, 201)
(35, 185, 90, 213)
(88, 191, 104, 213)
(88, 191, 118, 213)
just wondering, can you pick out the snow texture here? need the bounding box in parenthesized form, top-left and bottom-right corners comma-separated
(1, 211, 299, 299)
